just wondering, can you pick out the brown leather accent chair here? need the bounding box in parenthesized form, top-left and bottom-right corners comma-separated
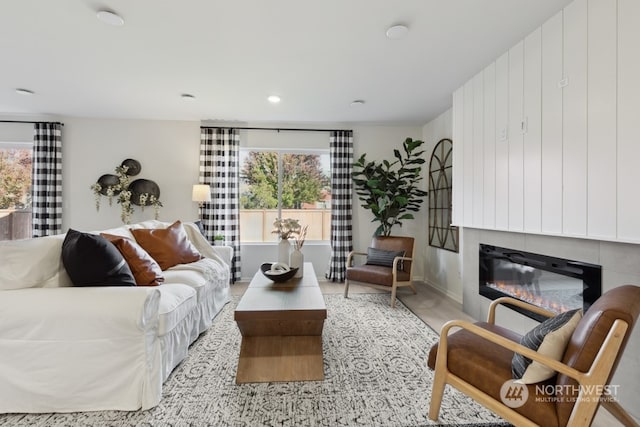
(343, 236, 416, 308)
(427, 285, 640, 427)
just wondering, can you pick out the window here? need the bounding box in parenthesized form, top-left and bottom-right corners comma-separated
(239, 149, 330, 242)
(0, 142, 33, 240)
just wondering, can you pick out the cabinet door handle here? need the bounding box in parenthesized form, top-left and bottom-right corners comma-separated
(521, 117, 528, 135)
(500, 128, 508, 141)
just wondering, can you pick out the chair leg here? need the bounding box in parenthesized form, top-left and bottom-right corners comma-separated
(344, 278, 350, 298)
(428, 366, 447, 421)
(391, 284, 397, 308)
(601, 398, 640, 427)
(409, 282, 417, 294)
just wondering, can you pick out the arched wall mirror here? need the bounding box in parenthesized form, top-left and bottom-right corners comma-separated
(428, 138, 458, 252)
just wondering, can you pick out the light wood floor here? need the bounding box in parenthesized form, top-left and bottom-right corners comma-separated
(230, 279, 623, 427)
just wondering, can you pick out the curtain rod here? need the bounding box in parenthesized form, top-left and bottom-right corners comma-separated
(200, 126, 350, 133)
(0, 120, 64, 126)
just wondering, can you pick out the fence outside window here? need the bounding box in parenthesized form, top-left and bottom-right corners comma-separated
(0, 209, 31, 241)
(240, 209, 331, 242)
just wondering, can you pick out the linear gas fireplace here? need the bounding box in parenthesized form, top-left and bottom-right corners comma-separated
(479, 244, 602, 322)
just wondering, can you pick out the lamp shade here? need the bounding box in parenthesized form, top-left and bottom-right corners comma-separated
(192, 184, 211, 203)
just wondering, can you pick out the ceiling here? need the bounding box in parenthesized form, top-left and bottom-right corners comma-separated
(1, 0, 572, 125)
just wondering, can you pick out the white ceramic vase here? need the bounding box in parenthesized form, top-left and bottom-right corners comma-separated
(278, 239, 291, 265)
(290, 248, 304, 278)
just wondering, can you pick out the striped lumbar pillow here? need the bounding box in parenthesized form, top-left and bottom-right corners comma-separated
(365, 247, 405, 269)
(512, 308, 583, 384)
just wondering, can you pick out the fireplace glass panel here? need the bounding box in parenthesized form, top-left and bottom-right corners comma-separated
(479, 244, 602, 322)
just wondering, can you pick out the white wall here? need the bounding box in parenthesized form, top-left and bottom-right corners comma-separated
(421, 109, 463, 302)
(0, 122, 32, 142)
(62, 117, 201, 231)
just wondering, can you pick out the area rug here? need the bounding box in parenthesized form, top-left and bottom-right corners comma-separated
(0, 294, 506, 427)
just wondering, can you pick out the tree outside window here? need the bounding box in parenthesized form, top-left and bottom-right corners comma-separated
(0, 144, 33, 240)
(239, 150, 330, 242)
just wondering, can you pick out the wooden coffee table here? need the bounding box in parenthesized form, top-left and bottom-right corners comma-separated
(234, 262, 327, 383)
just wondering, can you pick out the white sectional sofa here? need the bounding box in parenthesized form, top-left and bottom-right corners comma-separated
(0, 220, 231, 413)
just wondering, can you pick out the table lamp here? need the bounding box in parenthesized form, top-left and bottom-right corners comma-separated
(192, 184, 211, 220)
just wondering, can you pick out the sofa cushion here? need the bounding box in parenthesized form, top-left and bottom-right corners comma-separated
(131, 220, 202, 270)
(162, 262, 211, 302)
(101, 233, 164, 287)
(156, 284, 197, 336)
(62, 229, 136, 287)
(0, 234, 71, 290)
(512, 309, 582, 384)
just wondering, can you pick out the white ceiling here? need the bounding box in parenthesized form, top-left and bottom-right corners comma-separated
(1, 0, 572, 125)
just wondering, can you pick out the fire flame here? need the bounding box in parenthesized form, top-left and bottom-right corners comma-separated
(487, 281, 572, 314)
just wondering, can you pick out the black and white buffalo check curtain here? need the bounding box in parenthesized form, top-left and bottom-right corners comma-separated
(326, 130, 353, 282)
(200, 127, 241, 282)
(32, 123, 63, 237)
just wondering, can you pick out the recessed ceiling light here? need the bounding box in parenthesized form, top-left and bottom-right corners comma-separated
(267, 95, 281, 104)
(386, 24, 409, 40)
(15, 88, 34, 96)
(350, 100, 365, 107)
(181, 93, 196, 100)
(97, 10, 125, 26)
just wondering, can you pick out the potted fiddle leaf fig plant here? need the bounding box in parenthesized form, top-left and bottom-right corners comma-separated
(352, 137, 428, 236)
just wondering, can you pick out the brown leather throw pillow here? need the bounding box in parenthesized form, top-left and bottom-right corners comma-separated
(101, 233, 165, 286)
(130, 221, 202, 271)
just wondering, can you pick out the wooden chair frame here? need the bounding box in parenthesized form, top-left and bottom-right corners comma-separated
(429, 297, 638, 427)
(343, 251, 416, 308)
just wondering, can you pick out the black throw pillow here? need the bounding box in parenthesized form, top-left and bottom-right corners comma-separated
(62, 229, 136, 287)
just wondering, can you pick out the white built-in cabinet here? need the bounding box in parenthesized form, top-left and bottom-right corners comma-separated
(451, 87, 464, 226)
(472, 72, 484, 228)
(494, 53, 509, 230)
(617, 0, 640, 241)
(562, 0, 588, 237)
(462, 81, 474, 227)
(588, 0, 617, 239)
(508, 41, 524, 232)
(523, 29, 542, 234)
(540, 12, 563, 235)
(482, 63, 496, 230)
(451, 0, 640, 244)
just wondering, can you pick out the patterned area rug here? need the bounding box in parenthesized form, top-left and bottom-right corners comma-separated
(0, 294, 506, 426)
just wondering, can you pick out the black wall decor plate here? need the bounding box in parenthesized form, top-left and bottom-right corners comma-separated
(129, 178, 160, 205)
(121, 159, 141, 176)
(96, 174, 121, 196)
